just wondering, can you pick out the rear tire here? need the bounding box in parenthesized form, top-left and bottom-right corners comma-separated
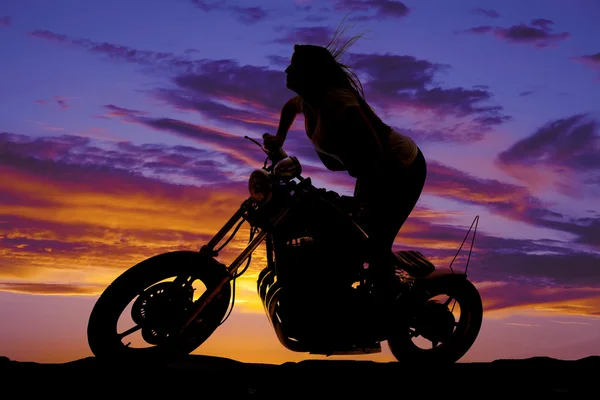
(388, 276, 482, 365)
(87, 251, 231, 362)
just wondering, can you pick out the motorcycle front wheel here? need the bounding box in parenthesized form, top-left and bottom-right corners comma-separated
(388, 275, 483, 365)
(87, 251, 231, 361)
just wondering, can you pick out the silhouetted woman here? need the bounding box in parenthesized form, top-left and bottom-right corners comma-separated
(264, 32, 427, 310)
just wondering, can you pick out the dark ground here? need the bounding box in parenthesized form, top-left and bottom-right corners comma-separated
(1, 354, 597, 397)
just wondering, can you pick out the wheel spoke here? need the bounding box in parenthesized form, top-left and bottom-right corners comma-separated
(443, 296, 454, 307)
(118, 324, 142, 339)
(442, 296, 458, 312)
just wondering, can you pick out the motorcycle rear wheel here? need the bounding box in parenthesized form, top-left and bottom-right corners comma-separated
(388, 275, 482, 365)
(87, 251, 231, 361)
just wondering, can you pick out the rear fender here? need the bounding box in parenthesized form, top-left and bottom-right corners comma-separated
(408, 267, 467, 303)
(420, 266, 466, 280)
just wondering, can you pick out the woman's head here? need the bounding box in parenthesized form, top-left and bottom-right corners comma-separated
(285, 24, 367, 101)
(285, 21, 391, 134)
(285, 44, 343, 95)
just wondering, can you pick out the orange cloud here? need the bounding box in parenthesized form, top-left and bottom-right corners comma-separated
(0, 282, 105, 296)
(2, 132, 599, 324)
(477, 281, 600, 318)
(0, 149, 260, 290)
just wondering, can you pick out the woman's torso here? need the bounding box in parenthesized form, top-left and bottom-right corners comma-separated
(301, 89, 419, 169)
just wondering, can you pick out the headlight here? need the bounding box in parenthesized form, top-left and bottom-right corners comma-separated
(274, 156, 302, 181)
(248, 169, 273, 204)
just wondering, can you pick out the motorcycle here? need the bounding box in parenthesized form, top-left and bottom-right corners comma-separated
(87, 134, 483, 364)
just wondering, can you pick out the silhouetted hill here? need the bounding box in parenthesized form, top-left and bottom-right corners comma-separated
(1, 354, 597, 397)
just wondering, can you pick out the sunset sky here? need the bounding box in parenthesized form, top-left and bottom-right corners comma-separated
(1, 0, 600, 364)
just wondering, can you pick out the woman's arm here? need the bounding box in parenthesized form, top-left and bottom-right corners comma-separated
(275, 96, 303, 144)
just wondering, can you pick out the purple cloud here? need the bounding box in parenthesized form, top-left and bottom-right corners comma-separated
(0, 16, 10, 27)
(271, 26, 336, 46)
(172, 60, 289, 111)
(495, 114, 600, 203)
(497, 114, 600, 174)
(394, 214, 600, 292)
(97, 103, 583, 250)
(423, 153, 600, 252)
(573, 52, 600, 69)
(293, 4, 330, 23)
(265, 55, 290, 68)
(332, 0, 410, 20)
(459, 26, 493, 35)
(519, 90, 535, 97)
(573, 52, 600, 79)
(0, 132, 248, 191)
(233, 6, 269, 24)
(344, 52, 511, 136)
(159, 50, 510, 143)
(189, 1, 270, 25)
(471, 8, 500, 19)
(305, 14, 329, 22)
(474, 244, 600, 287)
(189, 0, 221, 11)
(295, 4, 312, 12)
(29, 30, 204, 73)
(100, 104, 286, 169)
(517, 85, 545, 98)
(151, 88, 276, 131)
(0, 131, 237, 186)
(476, 280, 600, 315)
(102, 104, 148, 118)
(2, 132, 599, 306)
(457, 18, 570, 48)
(35, 96, 69, 110)
(30, 29, 510, 144)
(531, 18, 554, 30)
(425, 159, 550, 219)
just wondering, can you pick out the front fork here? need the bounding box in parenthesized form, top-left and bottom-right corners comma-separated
(179, 198, 292, 332)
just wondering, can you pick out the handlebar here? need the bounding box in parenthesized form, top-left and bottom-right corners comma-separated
(261, 133, 288, 161)
(245, 134, 288, 166)
(244, 133, 304, 182)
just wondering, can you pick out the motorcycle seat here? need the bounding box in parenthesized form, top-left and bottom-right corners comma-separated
(393, 250, 435, 277)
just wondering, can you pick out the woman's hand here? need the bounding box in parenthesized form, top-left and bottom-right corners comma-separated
(263, 133, 284, 151)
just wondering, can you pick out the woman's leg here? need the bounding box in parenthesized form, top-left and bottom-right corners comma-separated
(360, 149, 427, 293)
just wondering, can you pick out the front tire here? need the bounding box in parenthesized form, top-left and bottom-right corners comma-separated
(87, 251, 231, 361)
(388, 275, 483, 365)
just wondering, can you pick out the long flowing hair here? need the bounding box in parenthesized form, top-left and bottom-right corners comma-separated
(322, 16, 391, 134)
